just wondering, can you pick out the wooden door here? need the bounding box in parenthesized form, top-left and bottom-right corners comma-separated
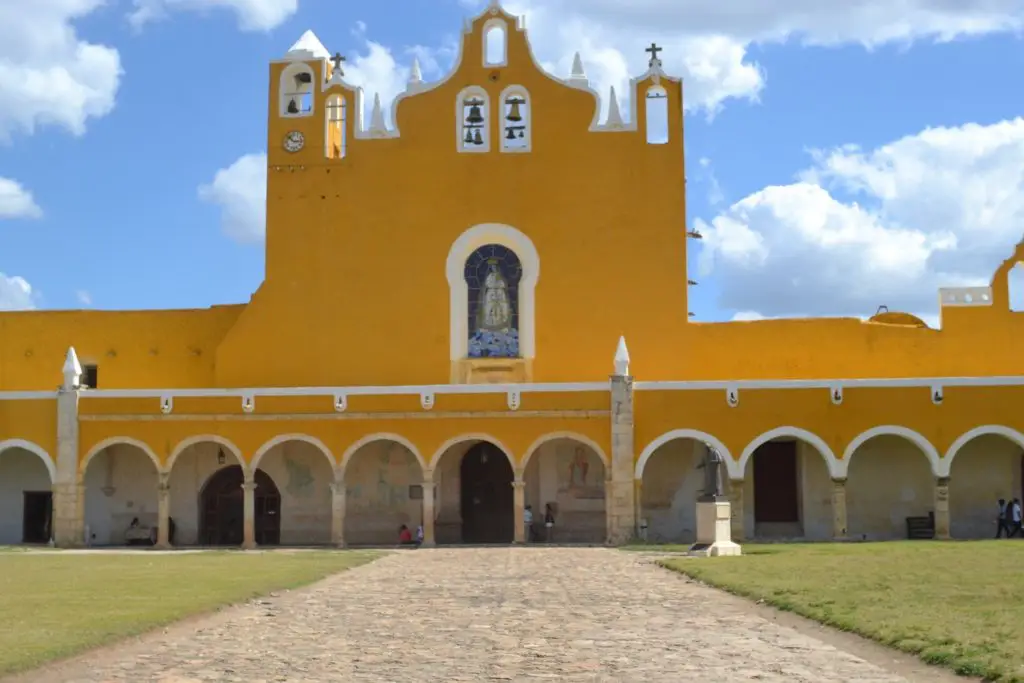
(753, 441, 800, 523)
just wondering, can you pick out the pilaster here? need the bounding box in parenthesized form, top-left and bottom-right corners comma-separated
(242, 479, 257, 549)
(329, 478, 346, 548)
(512, 477, 526, 544)
(53, 348, 84, 548)
(607, 338, 636, 544)
(831, 478, 848, 540)
(728, 482, 744, 541)
(421, 477, 436, 547)
(934, 476, 950, 540)
(156, 473, 171, 548)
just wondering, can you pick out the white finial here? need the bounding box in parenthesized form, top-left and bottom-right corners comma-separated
(369, 94, 387, 135)
(613, 336, 630, 376)
(285, 30, 330, 61)
(409, 57, 422, 85)
(62, 347, 82, 390)
(606, 86, 624, 127)
(567, 52, 588, 87)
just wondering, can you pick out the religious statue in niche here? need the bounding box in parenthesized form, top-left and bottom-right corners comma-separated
(465, 244, 521, 358)
(461, 95, 487, 148)
(502, 93, 529, 150)
(559, 446, 604, 500)
(568, 447, 589, 487)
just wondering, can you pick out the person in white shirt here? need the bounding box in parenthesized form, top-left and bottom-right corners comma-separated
(1010, 498, 1022, 538)
(523, 505, 533, 543)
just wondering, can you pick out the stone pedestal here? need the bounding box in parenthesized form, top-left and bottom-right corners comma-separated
(156, 475, 171, 548)
(934, 477, 951, 540)
(689, 500, 742, 557)
(421, 481, 437, 547)
(242, 481, 257, 549)
(512, 480, 526, 544)
(330, 480, 346, 548)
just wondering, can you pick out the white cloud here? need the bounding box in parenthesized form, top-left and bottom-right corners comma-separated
(198, 153, 267, 243)
(129, 0, 297, 31)
(696, 118, 1024, 321)
(0, 273, 36, 310)
(0, 178, 42, 219)
(475, 0, 1024, 114)
(75, 290, 92, 306)
(0, 0, 122, 141)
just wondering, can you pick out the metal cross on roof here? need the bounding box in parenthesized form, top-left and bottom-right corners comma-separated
(331, 52, 346, 74)
(645, 42, 662, 66)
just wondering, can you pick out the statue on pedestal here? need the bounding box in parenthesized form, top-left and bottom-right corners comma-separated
(696, 444, 725, 502)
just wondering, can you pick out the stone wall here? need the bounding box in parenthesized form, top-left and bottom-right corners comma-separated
(344, 441, 423, 545)
(83, 444, 159, 546)
(846, 436, 933, 540)
(258, 441, 333, 545)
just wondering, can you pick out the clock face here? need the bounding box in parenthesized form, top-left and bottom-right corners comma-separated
(283, 131, 305, 153)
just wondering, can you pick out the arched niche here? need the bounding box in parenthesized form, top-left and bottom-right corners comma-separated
(280, 62, 316, 118)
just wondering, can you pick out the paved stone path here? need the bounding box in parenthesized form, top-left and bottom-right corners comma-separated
(16, 548, 943, 682)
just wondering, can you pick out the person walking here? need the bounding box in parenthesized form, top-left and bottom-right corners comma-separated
(996, 498, 1011, 538)
(1010, 498, 1023, 538)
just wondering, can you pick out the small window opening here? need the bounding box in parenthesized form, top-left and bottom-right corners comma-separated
(484, 24, 507, 66)
(82, 364, 99, 389)
(645, 86, 669, 144)
(1009, 262, 1024, 312)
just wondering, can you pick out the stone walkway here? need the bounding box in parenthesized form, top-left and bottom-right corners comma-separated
(13, 548, 951, 682)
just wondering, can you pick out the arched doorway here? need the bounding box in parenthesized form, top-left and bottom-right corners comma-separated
(460, 442, 514, 543)
(199, 466, 281, 546)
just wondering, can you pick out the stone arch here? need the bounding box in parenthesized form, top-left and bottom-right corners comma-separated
(943, 425, 1024, 476)
(842, 425, 941, 477)
(522, 432, 608, 472)
(428, 433, 517, 478)
(446, 224, 539, 362)
(636, 429, 734, 480)
(0, 439, 55, 481)
(739, 427, 839, 479)
(340, 433, 426, 478)
(251, 434, 336, 472)
(81, 436, 162, 475)
(166, 434, 247, 475)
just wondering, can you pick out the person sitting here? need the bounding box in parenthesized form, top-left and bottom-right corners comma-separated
(398, 524, 415, 545)
(415, 524, 424, 545)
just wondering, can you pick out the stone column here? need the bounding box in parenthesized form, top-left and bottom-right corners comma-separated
(242, 479, 257, 549)
(831, 478, 848, 540)
(633, 479, 645, 541)
(421, 479, 437, 547)
(156, 473, 171, 548)
(53, 348, 84, 548)
(728, 482, 744, 541)
(607, 337, 636, 544)
(330, 477, 346, 548)
(513, 478, 526, 544)
(934, 476, 951, 540)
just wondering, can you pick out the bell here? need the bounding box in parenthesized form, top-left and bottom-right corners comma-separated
(506, 98, 523, 122)
(473, 128, 484, 145)
(287, 98, 299, 114)
(465, 100, 485, 124)
(464, 128, 474, 145)
(518, 129, 525, 139)
(505, 127, 517, 141)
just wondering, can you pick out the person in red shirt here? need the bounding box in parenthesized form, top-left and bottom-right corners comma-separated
(398, 524, 414, 545)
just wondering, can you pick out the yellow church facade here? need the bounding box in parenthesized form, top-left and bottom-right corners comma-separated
(1, 1, 1022, 549)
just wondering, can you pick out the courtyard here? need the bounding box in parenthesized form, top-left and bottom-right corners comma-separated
(0, 544, 1002, 682)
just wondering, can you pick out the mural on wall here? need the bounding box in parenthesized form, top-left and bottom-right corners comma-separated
(558, 446, 605, 500)
(284, 456, 315, 498)
(346, 443, 418, 510)
(465, 244, 522, 358)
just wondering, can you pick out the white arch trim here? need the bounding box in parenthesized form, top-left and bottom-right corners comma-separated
(80, 436, 162, 475)
(521, 432, 609, 471)
(0, 438, 56, 482)
(339, 433, 427, 477)
(943, 425, 1024, 477)
(635, 429, 736, 480)
(840, 425, 941, 478)
(739, 427, 841, 480)
(165, 434, 247, 475)
(251, 434, 337, 472)
(428, 433, 517, 480)
(446, 223, 540, 362)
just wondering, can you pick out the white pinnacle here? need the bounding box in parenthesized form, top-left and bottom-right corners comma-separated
(613, 336, 630, 376)
(369, 93, 387, 134)
(285, 30, 330, 60)
(571, 52, 585, 78)
(606, 86, 623, 127)
(62, 346, 82, 389)
(409, 57, 423, 85)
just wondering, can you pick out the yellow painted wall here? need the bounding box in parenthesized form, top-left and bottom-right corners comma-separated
(2, 3, 1024, 401)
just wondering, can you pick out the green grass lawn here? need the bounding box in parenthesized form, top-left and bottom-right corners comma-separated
(650, 542, 1024, 683)
(0, 549, 380, 675)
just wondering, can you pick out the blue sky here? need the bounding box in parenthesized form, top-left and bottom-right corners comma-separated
(1, 0, 1023, 326)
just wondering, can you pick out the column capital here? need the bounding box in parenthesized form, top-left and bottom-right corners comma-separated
(241, 481, 258, 492)
(512, 479, 526, 489)
(329, 481, 346, 495)
(421, 480, 436, 490)
(831, 477, 847, 486)
(935, 476, 950, 487)
(422, 468, 435, 483)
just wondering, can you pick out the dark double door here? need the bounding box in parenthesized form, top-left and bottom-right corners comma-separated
(200, 466, 281, 546)
(753, 440, 800, 523)
(460, 443, 514, 544)
(22, 491, 52, 543)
